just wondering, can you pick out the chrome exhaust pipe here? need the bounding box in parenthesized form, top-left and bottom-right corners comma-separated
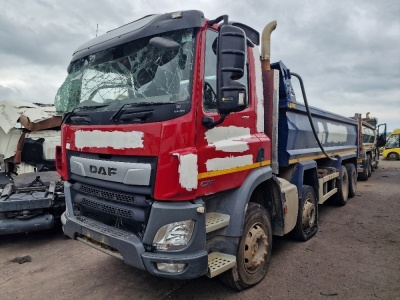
(261, 20, 277, 70)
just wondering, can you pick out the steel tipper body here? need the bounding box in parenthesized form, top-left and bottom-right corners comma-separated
(57, 10, 358, 290)
(272, 61, 358, 168)
(354, 113, 379, 180)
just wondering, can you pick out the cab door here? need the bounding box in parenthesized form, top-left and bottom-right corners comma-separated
(195, 28, 261, 196)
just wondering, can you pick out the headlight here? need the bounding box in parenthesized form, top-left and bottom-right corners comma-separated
(153, 220, 194, 250)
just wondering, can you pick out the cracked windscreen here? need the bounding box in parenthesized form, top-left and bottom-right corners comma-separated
(55, 28, 195, 113)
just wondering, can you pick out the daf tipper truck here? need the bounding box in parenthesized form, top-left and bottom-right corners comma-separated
(56, 11, 359, 290)
(354, 113, 379, 180)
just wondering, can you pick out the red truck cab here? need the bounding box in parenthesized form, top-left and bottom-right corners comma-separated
(57, 10, 272, 285)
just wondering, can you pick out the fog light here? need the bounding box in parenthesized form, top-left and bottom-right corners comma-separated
(156, 262, 186, 273)
(153, 220, 194, 250)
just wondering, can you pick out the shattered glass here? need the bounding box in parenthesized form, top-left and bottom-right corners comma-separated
(55, 29, 195, 113)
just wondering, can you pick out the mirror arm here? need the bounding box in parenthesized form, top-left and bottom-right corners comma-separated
(207, 15, 228, 26)
(201, 114, 227, 129)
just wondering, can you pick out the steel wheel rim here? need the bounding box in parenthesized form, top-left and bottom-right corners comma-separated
(243, 223, 268, 273)
(342, 171, 349, 198)
(302, 199, 316, 231)
(351, 169, 357, 190)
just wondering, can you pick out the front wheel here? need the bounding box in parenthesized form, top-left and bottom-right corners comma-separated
(291, 185, 318, 241)
(219, 203, 272, 291)
(387, 152, 400, 160)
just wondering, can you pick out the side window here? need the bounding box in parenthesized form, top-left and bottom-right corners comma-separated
(203, 29, 248, 111)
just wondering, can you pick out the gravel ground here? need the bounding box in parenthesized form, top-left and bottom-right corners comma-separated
(1, 158, 399, 300)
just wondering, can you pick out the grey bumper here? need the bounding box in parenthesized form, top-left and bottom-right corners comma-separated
(63, 213, 208, 279)
(63, 179, 208, 279)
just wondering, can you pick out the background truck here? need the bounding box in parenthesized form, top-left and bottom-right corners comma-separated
(56, 11, 359, 290)
(0, 100, 65, 235)
(382, 128, 400, 160)
(354, 113, 379, 180)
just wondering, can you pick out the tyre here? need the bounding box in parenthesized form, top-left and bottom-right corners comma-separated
(371, 153, 377, 171)
(387, 152, 400, 160)
(219, 203, 272, 291)
(291, 185, 318, 241)
(333, 165, 349, 206)
(345, 163, 357, 198)
(358, 160, 369, 181)
(367, 155, 372, 178)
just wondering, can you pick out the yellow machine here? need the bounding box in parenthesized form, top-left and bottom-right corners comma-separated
(383, 129, 400, 160)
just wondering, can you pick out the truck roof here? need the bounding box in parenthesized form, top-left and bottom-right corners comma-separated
(71, 10, 205, 62)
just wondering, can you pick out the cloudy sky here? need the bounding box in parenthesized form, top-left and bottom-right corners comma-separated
(1, 0, 399, 132)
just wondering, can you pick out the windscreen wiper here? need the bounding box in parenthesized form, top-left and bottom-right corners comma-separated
(66, 104, 109, 124)
(76, 104, 109, 111)
(110, 102, 172, 122)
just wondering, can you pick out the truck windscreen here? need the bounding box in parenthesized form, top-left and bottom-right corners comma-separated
(55, 28, 195, 113)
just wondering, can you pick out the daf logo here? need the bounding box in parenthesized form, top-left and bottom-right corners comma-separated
(89, 165, 117, 176)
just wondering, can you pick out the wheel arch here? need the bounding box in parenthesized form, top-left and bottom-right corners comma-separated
(204, 166, 284, 237)
(287, 160, 319, 202)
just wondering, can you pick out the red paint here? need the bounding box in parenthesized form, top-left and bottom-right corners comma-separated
(59, 22, 272, 201)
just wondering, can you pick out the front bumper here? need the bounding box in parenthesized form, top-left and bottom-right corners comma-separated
(63, 181, 208, 279)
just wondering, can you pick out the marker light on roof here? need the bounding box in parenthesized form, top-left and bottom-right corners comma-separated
(171, 12, 182, 19)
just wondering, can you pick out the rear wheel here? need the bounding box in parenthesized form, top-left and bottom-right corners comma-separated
(367, 155, 372, 178)
(219, 203, 272, 291)
(291, 185, 318, 241)
(387, 152, 400, 160)
(358, 160, 369, 181)
(345, 163, 357, 198)
(333, 165, 349, 206)
(371, 154, 376, 172)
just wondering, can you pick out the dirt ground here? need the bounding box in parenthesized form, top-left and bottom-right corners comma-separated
(1, 159, 399, 300)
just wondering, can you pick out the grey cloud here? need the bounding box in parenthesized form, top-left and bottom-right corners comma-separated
(0, 0, 398, 130)
(0, 85, 21, 99)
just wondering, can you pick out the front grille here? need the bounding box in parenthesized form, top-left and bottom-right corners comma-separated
(78, 185, 136, 204)
(76, 216, 135, 239)
(72, 182, 150, 238)
(80, 197, 134, 219)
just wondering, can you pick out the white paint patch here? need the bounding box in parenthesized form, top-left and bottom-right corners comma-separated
(253, 48, 264, 133)
(74, 130, 144, 149)
(206, 154, 253, 172)
(317, 122, 327, 144)
(327, 123, 348, 143)
(176, 153, 198, 191)
(205, 126, 250, 153)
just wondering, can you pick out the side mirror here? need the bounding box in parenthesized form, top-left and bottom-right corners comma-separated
(216, 24, 247, 115)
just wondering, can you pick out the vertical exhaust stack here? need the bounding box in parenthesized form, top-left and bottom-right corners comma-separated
(261, 21, 277, 71)
(261, 20, 278, 174)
